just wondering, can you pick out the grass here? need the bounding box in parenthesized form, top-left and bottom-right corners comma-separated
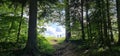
(0, 35, 59, 56)
(75, 42, 120, 56)
(45, 37, 65, 45)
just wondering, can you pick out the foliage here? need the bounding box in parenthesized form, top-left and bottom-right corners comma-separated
(37, 35, 55, 55)
(1, 0, 120, 56)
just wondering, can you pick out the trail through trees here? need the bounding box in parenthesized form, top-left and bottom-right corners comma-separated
(51, 40, 78, 56)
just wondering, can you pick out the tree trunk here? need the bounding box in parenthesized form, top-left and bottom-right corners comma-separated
(86, 0, 92, 39)
(116, 0, 120, 45)
(102, 0, 108, 46)
(101, 0, 111, 47)
(65, 0, 71, 42)
(96, 0, 104, 47)
(106, 0, 114, 43)
(81, 0, 85, 40)
(23, 0, 39, 55)
(16, 4, 24, 43)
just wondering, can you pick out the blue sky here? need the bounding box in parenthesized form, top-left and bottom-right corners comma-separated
(23, 14, 65, 37)
(43, 22, 65, 37)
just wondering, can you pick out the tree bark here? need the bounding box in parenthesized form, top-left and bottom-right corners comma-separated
(23, 0, 39, 55)
(16, 4, 24, 43)
(86, 0, 92, 39)
(81, 0, 85, 40)
(96, 0, 104, 47)
(116, 0, 120, 44)
(106, 0, 114, 43)
(65, 0, 71, 42)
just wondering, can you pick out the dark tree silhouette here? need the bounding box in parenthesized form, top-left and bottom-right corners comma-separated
(23, 0, 39, 55)
(116, 0, 120, 45)
(65, 0, 71, 42)
(81, 0, 85, 40)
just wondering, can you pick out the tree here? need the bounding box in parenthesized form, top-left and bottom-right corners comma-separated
(80, 0, 85, 40)
(106, 0, 114, 43)
(116, 0, 120, 45)
(23, 0, 39, 55)
(85, 0, 92, 39)
(16, 3, 25, 43)
(65, 0, 71, 42)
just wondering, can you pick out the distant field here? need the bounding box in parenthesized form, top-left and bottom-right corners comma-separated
(45, 37, 65, 45)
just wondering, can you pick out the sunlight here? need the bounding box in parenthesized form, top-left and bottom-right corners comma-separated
(43, 22, 65, 38)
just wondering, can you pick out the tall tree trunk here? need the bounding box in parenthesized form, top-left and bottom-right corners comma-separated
(96, 0, 104, 47)
(101, 0, 111, 47)
(116, 0, 120, 44)
(86, 0, 92, 39)
(86, 0, 89, 38)
(23, 0, 39, 55)
(102, 0, 108, 46)
(65, 0, 71, 42)
(16, 4, 24, 43)
(106, 0, 114, 43)
(81, 0, 85, 40)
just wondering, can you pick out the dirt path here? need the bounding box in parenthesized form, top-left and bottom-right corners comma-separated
(51, 40, 78, 56)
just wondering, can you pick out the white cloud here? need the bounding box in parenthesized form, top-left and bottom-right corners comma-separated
(43, 23, 65, 37)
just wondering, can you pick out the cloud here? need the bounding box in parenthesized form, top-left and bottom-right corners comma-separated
(56, 27, 62, 32)
(44, 23, 65, 37)
(45, 26, 56, 36)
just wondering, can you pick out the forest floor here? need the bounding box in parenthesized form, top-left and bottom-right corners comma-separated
(52, 42, 78, 56)
(48, 38, 79, 56)
(48, 38, 120, 56)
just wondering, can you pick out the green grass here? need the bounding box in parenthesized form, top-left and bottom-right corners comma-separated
(45, 37, 65, 44)
(37, 35, 56, 55)
(76, 43, 120, 56)
(0, 35, 57, 56)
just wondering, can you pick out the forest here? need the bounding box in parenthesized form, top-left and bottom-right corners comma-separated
(0, 0, 120, 56)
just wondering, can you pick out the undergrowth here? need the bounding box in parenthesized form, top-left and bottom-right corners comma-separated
(0, 35, 55, 56)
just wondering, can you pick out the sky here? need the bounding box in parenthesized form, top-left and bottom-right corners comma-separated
(43, 22, 65, 37)
(23, 14, 65, 37)
(23, 9, 65, 38)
